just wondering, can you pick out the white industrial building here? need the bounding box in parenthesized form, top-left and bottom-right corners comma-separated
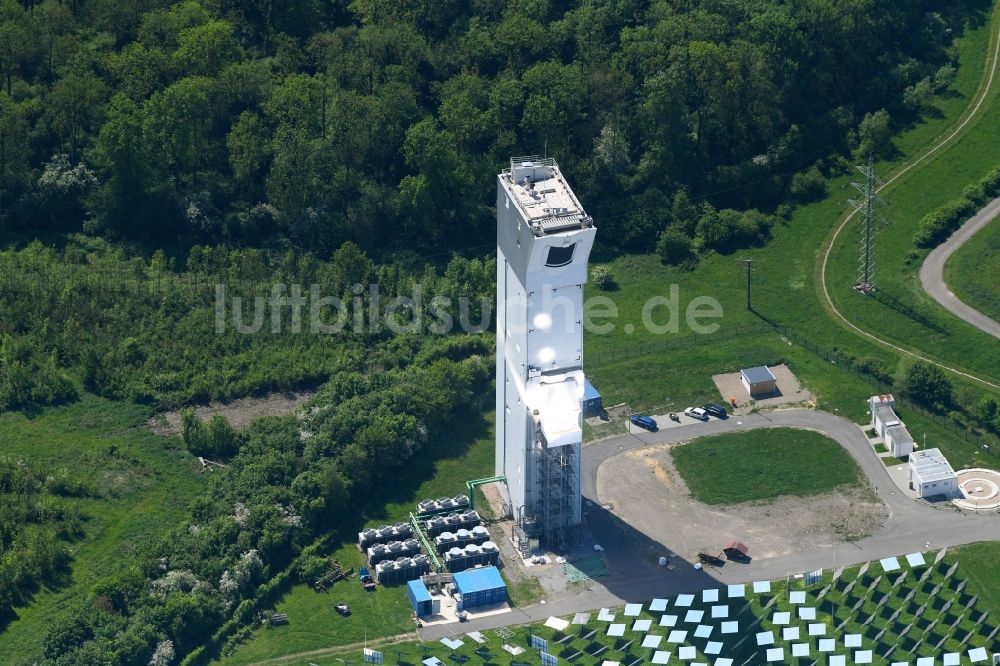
(869, 395, 914, 458)
(495, 156, 595, 552)
(908, 448, 959, 499)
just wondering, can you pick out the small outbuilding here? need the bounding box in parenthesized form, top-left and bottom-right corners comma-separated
(583, 379, 603, 418)
(740, 366, 777, 398)
(452, 566, 507, 610)
(869, 395, 914, 458)
(908, 448, 958, 499)
(407, 579, 434, 617)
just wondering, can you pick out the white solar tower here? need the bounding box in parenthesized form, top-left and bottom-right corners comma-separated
(495, 156, 595, 553)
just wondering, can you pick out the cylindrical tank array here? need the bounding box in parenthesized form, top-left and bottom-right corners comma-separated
(361, 498, 499, 584)
(357, 521, 414, 550)
(375, 554, 431, 585)
(444, 541, 500, 572)
(433, 525, 491, 553)
(367, 538, 421, 565)
(416, 495, 471, 517)
(424, 510, 481, 538)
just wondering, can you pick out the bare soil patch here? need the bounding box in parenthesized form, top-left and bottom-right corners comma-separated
(148, 391, 314, 436)
(597, 441, 888, 562)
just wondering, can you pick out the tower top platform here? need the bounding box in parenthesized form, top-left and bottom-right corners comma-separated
(500, 157, 593, 236)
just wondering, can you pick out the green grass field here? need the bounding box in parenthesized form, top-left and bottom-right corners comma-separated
(949, 541, 1000, 618)
(671, 428, 863, 505)
(824, 6, 1000, 381)
(0, 396, 202, 663)
(580, 7, 1000, 466)
(945, 217, 1000, 322)
(216, 415, 498, 665)
(295, 546, 1000, 666)
(583, 9, 1000, 391)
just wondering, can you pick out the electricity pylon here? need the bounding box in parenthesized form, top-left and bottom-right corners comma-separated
(849, 159, 889, 294)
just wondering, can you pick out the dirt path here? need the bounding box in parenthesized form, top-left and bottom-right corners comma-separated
(817, 3, 1000, 391)
(148, 391, 314, 436)
(240, 631, 419, 666)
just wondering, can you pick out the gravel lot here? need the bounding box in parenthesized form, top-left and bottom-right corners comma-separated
(596, 441, 889, 562)
(711, 363, 814, 410)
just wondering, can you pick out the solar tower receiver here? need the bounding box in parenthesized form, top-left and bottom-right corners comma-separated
(495, 157, 595, 554)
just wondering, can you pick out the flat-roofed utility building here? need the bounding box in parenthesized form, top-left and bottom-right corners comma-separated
(869, 394, 914, 458)
(740, 365, 777, 397)
(496, 157, 595, 553)
(908, 448, 958, 499)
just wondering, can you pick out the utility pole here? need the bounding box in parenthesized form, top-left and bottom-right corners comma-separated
(850, 158, 888, 294)
(737, 258, 757, 310)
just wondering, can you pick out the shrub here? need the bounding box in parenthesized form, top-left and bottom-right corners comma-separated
(696, 208, 774, 253)
(590, 265, 617, 290)
(790, 166, 827, 203)
(895, 361, 954, 409)
(656, 227, 695, 266)
(914, 166, 1000, 247)
(857, 109, 892, 157)
(181, 412, 241, 459)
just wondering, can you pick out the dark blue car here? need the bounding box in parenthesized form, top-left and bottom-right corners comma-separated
(630, 415, 658, 431)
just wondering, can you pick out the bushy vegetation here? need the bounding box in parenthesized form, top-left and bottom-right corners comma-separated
(914, 166, 1000, 247)
(0, 457, 89, 620)
(36, 337, 491, 664)
(0, 0, 976, 257)
(0, 239, 494, 409)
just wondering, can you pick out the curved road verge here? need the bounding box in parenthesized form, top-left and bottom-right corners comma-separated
(920, 196, 1000, 340)
(818, 8, 1000, 391)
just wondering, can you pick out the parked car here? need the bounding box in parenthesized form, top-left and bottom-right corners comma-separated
(629, 415, 658, 431)
(684, 407, 709, 421)
(335, 603, 351, 616)
(703, 403, 728, 419)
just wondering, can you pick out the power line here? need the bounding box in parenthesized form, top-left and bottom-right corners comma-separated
(735, 257, 761, 311)
(849, 158, 889, 294)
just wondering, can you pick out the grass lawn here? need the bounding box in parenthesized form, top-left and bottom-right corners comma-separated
(582, 7, 1000, 390)
(216, 414, 498, 665)
(0, 396, 202, 663)
(580, 7, 1000, 463)
(945, 215, 1000, 322)
(671, 427, 863, 505)
(824, 5, 1000, 381)
(948, 541, 1000, 618)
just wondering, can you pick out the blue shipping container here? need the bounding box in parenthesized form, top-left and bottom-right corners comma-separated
(583, 379, 602, 418)
(407, 580, 433, 617)
(453, 566, 507, 609)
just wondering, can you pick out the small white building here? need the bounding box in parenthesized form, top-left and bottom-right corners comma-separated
(869, 395, 914, 458)
(908, 448, 958, 499)
(741, 366, 777, 397)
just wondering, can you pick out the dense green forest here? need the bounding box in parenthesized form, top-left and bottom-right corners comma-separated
(0, 0, 977, 257)
(0, 0, 982, 411)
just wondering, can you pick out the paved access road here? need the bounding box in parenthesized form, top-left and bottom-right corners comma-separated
(421, 408, 1000, 641)
(583, 409, 1000, 579)
(919, 195, 1000, 340)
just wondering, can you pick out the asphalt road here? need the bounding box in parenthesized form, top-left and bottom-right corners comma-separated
(920, 195, 1000, 340)
(421, 408, 1000, 640)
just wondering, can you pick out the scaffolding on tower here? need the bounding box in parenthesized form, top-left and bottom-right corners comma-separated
(534, 435, 580, 552)
(850, 159, 889, 294)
